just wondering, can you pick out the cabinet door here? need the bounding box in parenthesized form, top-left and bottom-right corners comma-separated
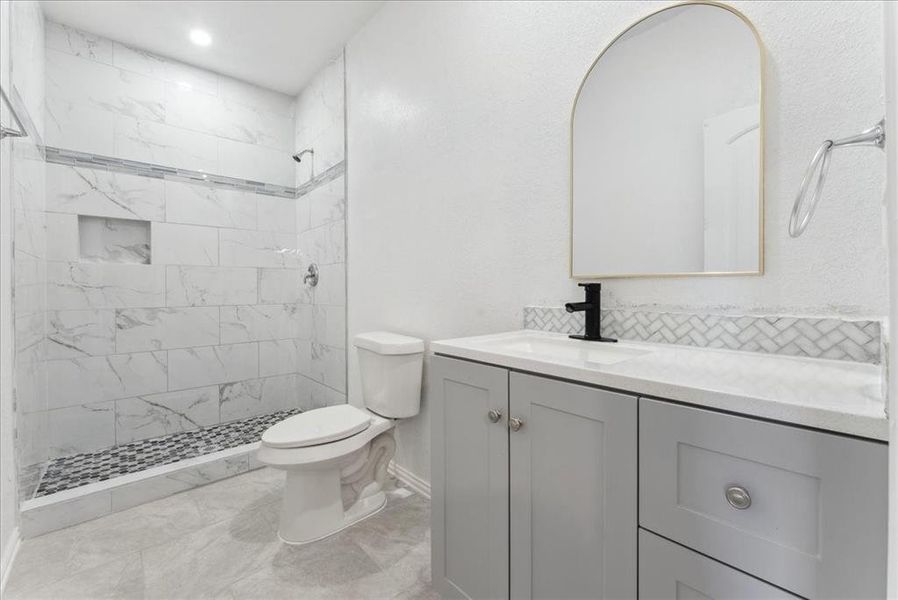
(431, 356, 509, 600)
(509, 373, 637, 599)
(638, 529, 799, 599)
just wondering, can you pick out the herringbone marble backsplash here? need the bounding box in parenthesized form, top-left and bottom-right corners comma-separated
(523, 306, 882, 364)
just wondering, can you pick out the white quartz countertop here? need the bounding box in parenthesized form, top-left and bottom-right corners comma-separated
(431, 330, 889, 441)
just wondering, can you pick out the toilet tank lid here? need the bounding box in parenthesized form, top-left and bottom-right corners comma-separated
(354, 331, 425, 355)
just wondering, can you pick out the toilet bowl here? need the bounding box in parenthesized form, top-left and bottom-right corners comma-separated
(257, 331, 424, 545)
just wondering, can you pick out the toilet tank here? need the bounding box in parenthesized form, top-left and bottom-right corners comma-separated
(354, 332, 425, 418)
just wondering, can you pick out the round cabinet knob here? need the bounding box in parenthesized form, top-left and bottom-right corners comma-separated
(725, 485, 752, 510)
(488, 409, 502, 423)
(509, 417, 524, 432)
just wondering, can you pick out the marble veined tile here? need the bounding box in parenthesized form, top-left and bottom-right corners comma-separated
(47, 262, 165, 310)
(219, 75, 295, 118)
(312, 304, 346, 348)
(112, 42, 167, 80)
(164, 180, 257, 230)
(313, 262, 345, 306)
(164, 59, 219, 96)
(46, 162, 165, 221)
(47, 401, 116, 457)
(310, 342, 346, 394)
(165, 84, 292, 151)
(114, 115, 219, 174)
(47, 351, 168, 409)
(116, 306, 219, 352)
(298, 219, 344, 265)
(259, 339, 301, 377)
(257, 196, 297, 233)
(220, 304, 307, 344)
(44, 97, 116, 156)
(168, 343, 258, 390)
(109, 455, 250, 512)
(220, 375, 295, 422)
(47, 309, 116, 359)
(218, 137, 295, 187)
(47, 49, 165, 123)
(219, 229, 301, 268)
(165, 266, 257, 307)
(217, 98, 293, 151)
(45, 21, 113, 64)
(151, 222, 219, 266)
(307, 174, 345, 229)
(259, 268, 302, 304)
(115, 386, 220, 444)
(45, 212, 79, 262)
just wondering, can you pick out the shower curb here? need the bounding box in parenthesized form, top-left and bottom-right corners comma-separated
(19, 442, 263, 538)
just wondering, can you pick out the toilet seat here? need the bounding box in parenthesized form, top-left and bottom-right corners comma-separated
(262, 405, 372, 449)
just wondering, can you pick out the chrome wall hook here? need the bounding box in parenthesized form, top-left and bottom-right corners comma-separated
(789, 118, 885, 238)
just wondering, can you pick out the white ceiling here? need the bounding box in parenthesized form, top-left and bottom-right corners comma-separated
(40, 0, 384, 96)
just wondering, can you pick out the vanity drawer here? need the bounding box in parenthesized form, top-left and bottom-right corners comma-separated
(639, 398, 887, 599)
(638, 529, 798, 599)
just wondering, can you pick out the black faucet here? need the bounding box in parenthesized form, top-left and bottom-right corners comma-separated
(564, 283, 617, 343)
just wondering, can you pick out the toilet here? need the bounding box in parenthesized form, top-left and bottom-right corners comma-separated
(257, 331, 425, 545)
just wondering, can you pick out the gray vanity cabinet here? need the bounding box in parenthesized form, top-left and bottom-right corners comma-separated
(431, 357, 510, 600)
(639, 398, 888, 599)
(431, 356, 638, 600)
(509, 373, 637, 600)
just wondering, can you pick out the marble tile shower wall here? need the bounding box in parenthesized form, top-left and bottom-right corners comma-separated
(28, 23, 326, 466)
(44, 22, 296, 186)
(39, 167, 312, 461)
(294, 53, 347, 406)
(11, 0, 49, 468)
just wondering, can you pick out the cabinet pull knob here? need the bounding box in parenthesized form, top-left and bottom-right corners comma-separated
(488, 409, 502, 423)
(509, 417, 524, 432)
(725, 485, 752, 510)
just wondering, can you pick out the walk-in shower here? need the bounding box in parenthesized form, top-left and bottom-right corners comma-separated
(3, 13, 349, 537)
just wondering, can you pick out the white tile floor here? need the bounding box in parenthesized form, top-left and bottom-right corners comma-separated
(4, 468, 435, 599)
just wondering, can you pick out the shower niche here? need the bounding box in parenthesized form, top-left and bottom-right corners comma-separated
(78, 215, 151, 264)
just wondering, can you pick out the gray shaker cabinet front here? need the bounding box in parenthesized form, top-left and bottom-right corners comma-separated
(431, 356, 637, 600)
(431, 356, 509, 600)
(509, 372, 637, 600)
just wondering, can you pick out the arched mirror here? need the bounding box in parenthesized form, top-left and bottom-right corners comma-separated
(571, 2, 764, 278)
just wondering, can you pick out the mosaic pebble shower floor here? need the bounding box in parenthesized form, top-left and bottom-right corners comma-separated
(33, 409, 300, 497)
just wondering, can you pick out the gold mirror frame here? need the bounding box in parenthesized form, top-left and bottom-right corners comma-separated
(569, 1, 765, 280)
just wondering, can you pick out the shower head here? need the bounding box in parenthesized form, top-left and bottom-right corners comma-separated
(292, 148, 314, 163)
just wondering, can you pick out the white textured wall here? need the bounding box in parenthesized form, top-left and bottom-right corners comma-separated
(346, 1, 889, 483)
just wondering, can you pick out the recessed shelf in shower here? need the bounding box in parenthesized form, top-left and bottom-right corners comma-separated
(78, 215, 151, 264)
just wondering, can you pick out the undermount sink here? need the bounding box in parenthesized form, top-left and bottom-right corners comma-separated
(478, 332, 651, 366)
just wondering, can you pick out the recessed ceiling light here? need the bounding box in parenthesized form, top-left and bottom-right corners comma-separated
(189, 29, 212, 47)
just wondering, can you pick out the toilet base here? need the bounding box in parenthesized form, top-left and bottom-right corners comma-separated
(277, 490, 387, 546)
(273, 430, 396, 545)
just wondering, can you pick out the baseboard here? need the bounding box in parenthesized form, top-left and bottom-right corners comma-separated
(0, 527, 21, 594)
(388, 462, 431, 499)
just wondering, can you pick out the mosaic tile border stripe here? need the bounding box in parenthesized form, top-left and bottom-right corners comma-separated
(44, 146, 346, 199)
(33, 409, 299, 497)
(296, 160, 346, 198)
(523, 306, 882, 364)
